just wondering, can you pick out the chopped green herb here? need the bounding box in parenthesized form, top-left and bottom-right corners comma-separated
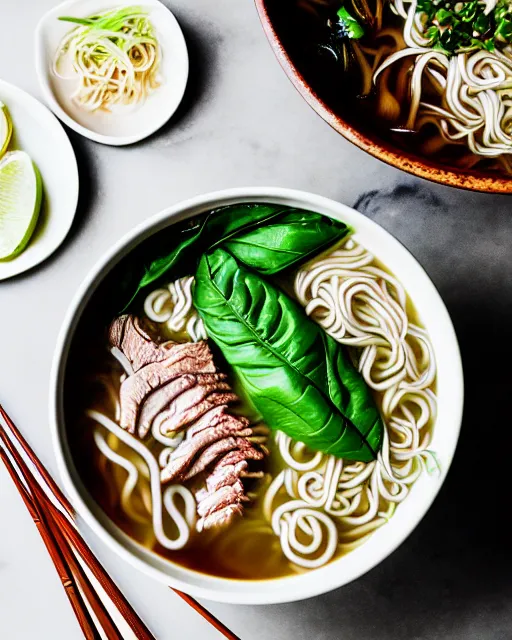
(316, 4, 365, 73)
(336, 6, 365, 39)
(416, 0, 512, 55)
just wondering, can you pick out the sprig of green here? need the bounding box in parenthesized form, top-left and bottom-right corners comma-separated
(417, 0, 512, 55)
(317, 4, 365, 70)
(336, 6, 365, 39)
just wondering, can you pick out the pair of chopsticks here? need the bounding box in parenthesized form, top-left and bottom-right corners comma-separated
(0, 404, 239, 640)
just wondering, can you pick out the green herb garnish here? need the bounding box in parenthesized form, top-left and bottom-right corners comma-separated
(416, 0, 512, 55)
(336, 6, 365, 39)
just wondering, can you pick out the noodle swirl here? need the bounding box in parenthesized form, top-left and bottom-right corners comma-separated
(88, 410, 196, 550)
(375, 0, 512, 167)
(261, 238, 438, 567)
(144, 276, 206, 342)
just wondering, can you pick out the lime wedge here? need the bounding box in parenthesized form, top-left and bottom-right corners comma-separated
(0, 102, 13, 158)
(0, 151, 42, 261)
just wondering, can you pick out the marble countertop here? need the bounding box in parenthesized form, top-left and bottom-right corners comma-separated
(1, 1, 511, 638)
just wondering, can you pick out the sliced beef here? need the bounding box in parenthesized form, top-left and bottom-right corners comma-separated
(120, 369, 195, 432)
(187, 437, 264, 482)
(153, 340, 217, 375)
(196, 481, 248, 518)
(212, 446, 268, 468)
(194, 445, 267, 531)
(197, 504, 245, 532)
(185, 405, 231, 438)
(205, 460, 248, 493)
(155, 390, 238, 436)
(192, 412, 250, 439)
(118, 343, 217, 433)
(109, 315, 171, 372)
(109, 314, 268, 531)
(159, 423, 252, 483)
(137, 373, 228, 438)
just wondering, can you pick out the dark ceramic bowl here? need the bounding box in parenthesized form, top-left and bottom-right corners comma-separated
(255, 0, 512, 194)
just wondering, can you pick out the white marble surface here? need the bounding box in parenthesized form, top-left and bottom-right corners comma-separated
(1, 1, 512, 639)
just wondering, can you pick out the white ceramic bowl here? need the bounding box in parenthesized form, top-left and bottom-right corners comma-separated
(50, 187, 463, 604)
(35, 0, 188, 146)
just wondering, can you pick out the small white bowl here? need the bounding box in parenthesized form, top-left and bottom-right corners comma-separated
(0, 79, 78, 280)
(35, 0, 189, 146)
(50, 187, 464, 604)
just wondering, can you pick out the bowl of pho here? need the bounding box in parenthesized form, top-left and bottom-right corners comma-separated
(50, 187, 463, 603)
(255, 0, 512, 193)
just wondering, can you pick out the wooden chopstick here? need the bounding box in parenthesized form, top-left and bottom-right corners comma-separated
(0, 406, 155, 639)
(0, 404, 240, 640)
(0, 446, 101, 639)
(174, 591, 240, 640)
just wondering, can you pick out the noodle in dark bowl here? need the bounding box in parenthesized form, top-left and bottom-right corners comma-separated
(263, 0, 512, 178)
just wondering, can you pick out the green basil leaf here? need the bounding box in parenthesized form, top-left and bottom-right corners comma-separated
(223, 210, 351, 275)
(194, 248, 383, 461)
(123, 204, 290, 308)
(143, 203, 286, 282)
(124, 203, 349, 310)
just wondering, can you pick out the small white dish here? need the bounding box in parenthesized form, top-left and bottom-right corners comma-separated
(0, 79, 78, 281)
(35, 0, 189, 146)
(50, 187, 464, 604)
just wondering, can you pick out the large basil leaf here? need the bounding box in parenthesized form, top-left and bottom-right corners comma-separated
(223, 210, 350, 274)
(125, 203, 350, 308)
(126, 204, 286, 306)
(194, 249, 383, 461)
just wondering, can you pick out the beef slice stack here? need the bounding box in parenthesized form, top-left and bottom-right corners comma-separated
(109, 314, 266, 530)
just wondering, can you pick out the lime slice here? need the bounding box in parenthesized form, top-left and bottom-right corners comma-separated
(0, 101, 13, 158)
(0, 151, 42, 261)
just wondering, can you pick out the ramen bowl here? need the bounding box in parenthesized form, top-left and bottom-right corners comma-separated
(255, 0, 512, 194)
(50, 187, 463, 604)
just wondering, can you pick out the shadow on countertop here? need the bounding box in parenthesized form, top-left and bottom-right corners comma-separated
(307, 182, 512, 640)
(135, 3, 223, 150)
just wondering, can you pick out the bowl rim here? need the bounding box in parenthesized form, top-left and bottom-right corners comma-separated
(34, 0, 189, 146)
(49, 186, 464, 604)
(254, 0, 512, 195)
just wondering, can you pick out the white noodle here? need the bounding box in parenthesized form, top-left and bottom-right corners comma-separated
(53, 8, 160, 112)
(94, 429, 150, 524)
(110, 346, 134, 377)
(260, 238, 438, 568)
(378, 0, 512, 165)
(87, 410, 196, 550)
(143, 276, 207, 342)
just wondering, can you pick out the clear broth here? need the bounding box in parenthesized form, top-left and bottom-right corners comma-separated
(65, 229, 435, 581)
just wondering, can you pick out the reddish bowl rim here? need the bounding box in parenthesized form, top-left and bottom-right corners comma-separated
(254, 0, 512, 194)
